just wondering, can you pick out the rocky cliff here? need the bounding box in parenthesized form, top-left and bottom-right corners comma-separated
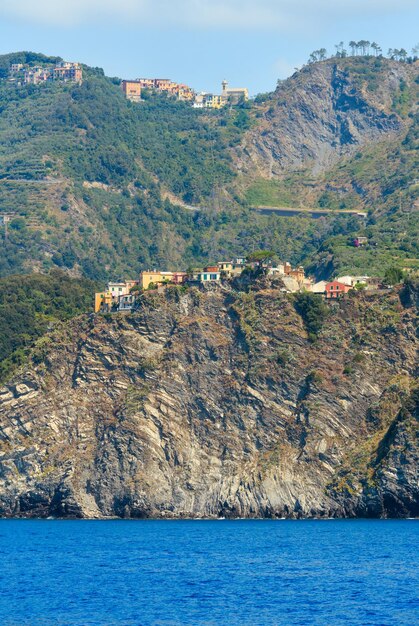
(236, 58, 416, 177)
(0, 281, 417, 518)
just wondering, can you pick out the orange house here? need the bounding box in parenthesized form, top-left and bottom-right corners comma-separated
(94, 291, 113, 312)
(121, 80, 142, 102)
(325, 281, 352, 299)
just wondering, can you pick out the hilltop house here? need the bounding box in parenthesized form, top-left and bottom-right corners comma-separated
(118, 293, 136, 311)
(108, 282, 130, 299)
(132, 78, 194, 101)
(221, 80, 249, 104)
(22, 61, 82, 85)
(217, 258, 246, 277)
(193, 93, 225, 109)
(10, 63, 24, 74)
(94, 290, 113, 313)
(325, 281, 352, 299)
(310, 281, 327, 294)
(95, 279, 139, 312)
(191, 266, 221, 283)
(353, 236, 368, 247)
(139, 271, 187, 290)
(193, 80, 249, 109)
(121, 80, 142, 102)
(53, 62, 82, 83)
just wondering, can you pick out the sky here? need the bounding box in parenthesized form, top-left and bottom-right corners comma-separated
(0, 0, 418, 94)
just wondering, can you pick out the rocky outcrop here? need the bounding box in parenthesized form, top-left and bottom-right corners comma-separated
(0, 283, 417, 518)
(236, 59, 415, 177)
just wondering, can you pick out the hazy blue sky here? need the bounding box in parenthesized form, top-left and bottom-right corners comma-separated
(0, 0, 418, 94)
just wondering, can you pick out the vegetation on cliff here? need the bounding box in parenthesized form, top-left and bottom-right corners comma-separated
(0, 271, 96, 383)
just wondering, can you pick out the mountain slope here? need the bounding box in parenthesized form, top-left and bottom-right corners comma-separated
(0, 53, 417, 282)
(237, 57, 415, 176)
(0, 281, 417, 518)
(0, 54, 336, 279)
(236, 57, 419, 277)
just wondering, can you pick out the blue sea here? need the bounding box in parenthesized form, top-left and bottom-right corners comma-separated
(0, 519, 417, 625)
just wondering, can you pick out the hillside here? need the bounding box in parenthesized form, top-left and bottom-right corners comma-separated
(237, 57, 419, 277)
(0, 52, 417, 282)
(0, 281, 417, 518)
(0, 271, 97, 384)
(237, 57, 414, 176)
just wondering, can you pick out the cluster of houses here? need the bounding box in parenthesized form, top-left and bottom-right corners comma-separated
(193, 80, 249, 108)
(121, 78, 194, 103)
(8, 61, 83, 85)
(7, 63, 246, 106)
(94, 258, 384, 313)
(121, 78, 248, 107)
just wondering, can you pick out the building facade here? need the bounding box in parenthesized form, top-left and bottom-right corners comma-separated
(139, 271, 187, 290)
(121, 80, 142, 102)
(221, 80, 249, 104)
(325, 281, 352, 299)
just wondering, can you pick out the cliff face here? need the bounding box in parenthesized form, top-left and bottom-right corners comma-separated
(0, 282, 417, 519)
(237, 59, 415, 177)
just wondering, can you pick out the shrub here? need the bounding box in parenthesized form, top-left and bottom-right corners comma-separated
(384, 266, 405, 285)
(276, 349, 290, 366)
(294, 292, 328, 340)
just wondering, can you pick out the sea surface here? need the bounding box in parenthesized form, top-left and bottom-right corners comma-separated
(0, 519, 417, 625)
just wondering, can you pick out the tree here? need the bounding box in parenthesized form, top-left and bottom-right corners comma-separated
(335, 42, 346, 58)
(358, 40, 368, 56)
(399, 48, 408, 62)
(294, 292, 328, 341)
(319, 48, 327, 61)
(247, 249, 275, 264)
(371, 42, 380, 56)
(349, 41, 357, 56)
(384, 267, 404, 285)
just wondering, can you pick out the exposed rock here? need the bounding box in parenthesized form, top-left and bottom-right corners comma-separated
(0, 284, 417, 518)
(236, 59, 414, 177)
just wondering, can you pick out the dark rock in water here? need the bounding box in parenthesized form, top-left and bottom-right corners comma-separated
(0, 283, 417, 518)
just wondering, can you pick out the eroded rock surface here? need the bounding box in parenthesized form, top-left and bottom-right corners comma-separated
(236, 60, 414, 176)
(0, 283, 417, 518)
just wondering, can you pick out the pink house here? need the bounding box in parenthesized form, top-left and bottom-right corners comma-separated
(325, 281, 352, 299)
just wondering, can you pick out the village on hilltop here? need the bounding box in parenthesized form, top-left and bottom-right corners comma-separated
(94, 256, 387, 313)
(5, 59, 248, 108)
(121, 78, 249, 108)
(7, 61, 83, 85)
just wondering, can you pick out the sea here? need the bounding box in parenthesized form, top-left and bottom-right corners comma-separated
(0, 519, 417, 625)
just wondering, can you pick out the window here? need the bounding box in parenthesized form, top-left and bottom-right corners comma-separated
(336, 285, 339, 290)
(203, 274, 208, 280)
(210, 274, 217, 280)
(330, 286, 334, 290)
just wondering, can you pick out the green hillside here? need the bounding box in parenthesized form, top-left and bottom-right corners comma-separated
(0, 52, 417, 282)
(0, 53, 332, 279)
(0, 270, 96, 383)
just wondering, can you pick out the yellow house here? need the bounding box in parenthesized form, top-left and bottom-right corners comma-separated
(139, 271, 175, 290)
(94, 291, 113, 313)
(206, 94, 224, 109)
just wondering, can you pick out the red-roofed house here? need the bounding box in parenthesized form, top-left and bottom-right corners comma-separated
(325, 280, 352, 299)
